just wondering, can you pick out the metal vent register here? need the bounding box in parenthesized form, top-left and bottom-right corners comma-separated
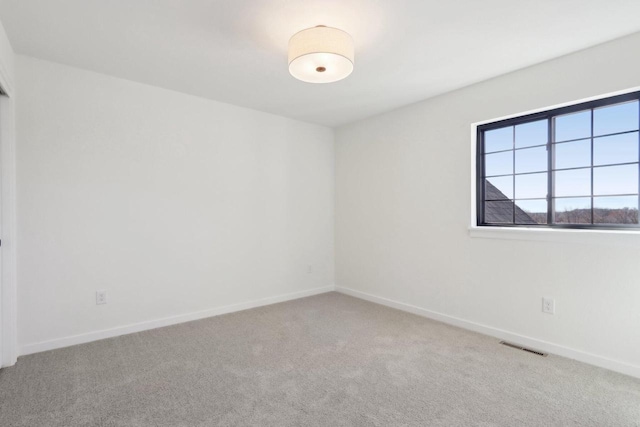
(500, 341, 548, 357)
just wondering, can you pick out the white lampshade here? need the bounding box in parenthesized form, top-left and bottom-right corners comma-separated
(288, 26, 354, 83)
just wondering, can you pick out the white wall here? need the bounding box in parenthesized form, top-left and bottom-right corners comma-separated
(16, 56, 334, 352)
(336, 32, 640, 377)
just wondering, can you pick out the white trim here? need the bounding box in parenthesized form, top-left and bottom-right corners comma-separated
(0, 60, 13, 97)
(0, 49, 14, 97)
(470, 122, 478, 228)
(468, 225, 640, 246)
(336, 286, 640, 379)
(0, 21, 17, 368)
(0, 94, 17, 367)
(21, 285, 336, 356)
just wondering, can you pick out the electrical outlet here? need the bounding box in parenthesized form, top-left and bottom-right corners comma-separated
(542, 297, 555, 314)
(307, 265, 313, 274)
(96, 290, 107, 305)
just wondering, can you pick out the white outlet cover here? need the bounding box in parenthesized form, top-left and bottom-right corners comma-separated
(96, 290, 107, 305)
(542, 297, 555, 314)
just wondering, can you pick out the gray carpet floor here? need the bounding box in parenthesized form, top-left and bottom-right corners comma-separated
(1, 292, 639, 426)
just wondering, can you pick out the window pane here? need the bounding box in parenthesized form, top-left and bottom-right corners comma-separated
(593, 164, 638, 195)
(515, 146, 547, 174)
(484, 201, 513, 224)
(485, 151, 513, 176)
(554, 139, 590, 170)
(554, 110, 591, 142)
(593, 132, 639, 166)
(593, 100, 639, 137)
(515, 120, 547, 148)
(515, 173, 547, 199)
(485, 127, 513, 153)
(593, 196, 639, 224)
(485, 177, 513, 200)
(515, 199, 547, 224)
(555, 168, 591, 197)
(554, 197, 591, 224)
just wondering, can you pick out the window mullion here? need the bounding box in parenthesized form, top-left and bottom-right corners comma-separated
(512, 126, 516, 224)
(547, 117, 553, 225)
(590, 109, 594, 224)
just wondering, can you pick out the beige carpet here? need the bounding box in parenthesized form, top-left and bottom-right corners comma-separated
(1, 292, 639, 426)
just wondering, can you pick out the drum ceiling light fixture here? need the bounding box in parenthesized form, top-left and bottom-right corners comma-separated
(288, 25, 354, 84)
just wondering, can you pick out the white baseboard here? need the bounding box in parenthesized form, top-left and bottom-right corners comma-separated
(336, 286, 640, 379)
(20, 285, 336, 356)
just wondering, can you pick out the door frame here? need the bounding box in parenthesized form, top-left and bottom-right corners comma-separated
(0, 52, 17, 368)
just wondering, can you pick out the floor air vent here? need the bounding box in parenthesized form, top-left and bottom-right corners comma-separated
(499, 341, 548, 357)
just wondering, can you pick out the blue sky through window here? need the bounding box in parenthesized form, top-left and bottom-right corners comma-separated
(483, 99, 640, 221)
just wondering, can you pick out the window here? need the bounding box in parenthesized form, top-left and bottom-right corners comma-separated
(477, 91, 640, 229)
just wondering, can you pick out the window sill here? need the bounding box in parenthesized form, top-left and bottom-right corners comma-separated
(468, 225, 640, 246)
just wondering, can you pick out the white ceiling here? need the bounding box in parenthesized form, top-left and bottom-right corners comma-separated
(2, 1, 640, 127)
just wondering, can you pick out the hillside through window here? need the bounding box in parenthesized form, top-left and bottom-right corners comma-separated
(477, 92, 640, 229)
